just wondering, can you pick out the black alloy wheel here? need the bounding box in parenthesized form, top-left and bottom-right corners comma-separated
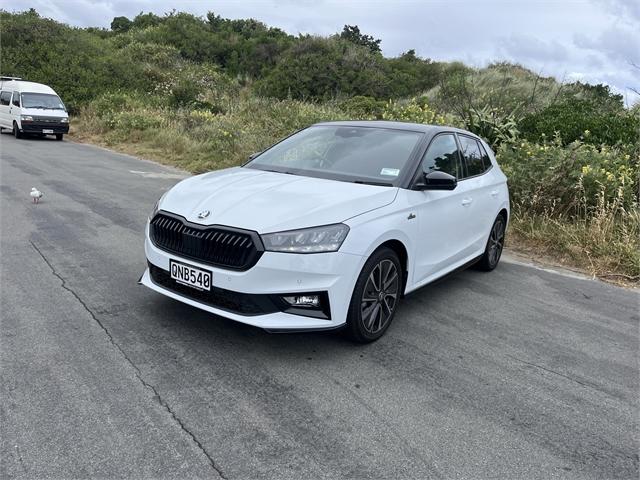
(476, 215, 506, 271)
(346, 247, 402, 342)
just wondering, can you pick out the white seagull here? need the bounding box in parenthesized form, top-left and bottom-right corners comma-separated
(30, 187, 43, 204)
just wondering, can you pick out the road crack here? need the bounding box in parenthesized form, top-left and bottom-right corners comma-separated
(30, 241, 227, 479)
(505, 354, 614, 397)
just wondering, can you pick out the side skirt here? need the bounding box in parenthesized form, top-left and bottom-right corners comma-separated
(404, 254, 483, 298)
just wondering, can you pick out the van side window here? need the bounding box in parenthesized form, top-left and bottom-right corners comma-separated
(0, 91, 11, 106)
(12, 92, 20, 107)
(421, 134, 463, 179)
(459, 135, 485, 177)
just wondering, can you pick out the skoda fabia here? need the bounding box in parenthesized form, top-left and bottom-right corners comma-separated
(140, 121, 509, 342)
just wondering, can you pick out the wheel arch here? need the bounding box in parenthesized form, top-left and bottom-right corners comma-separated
(370, 239, 409, 297)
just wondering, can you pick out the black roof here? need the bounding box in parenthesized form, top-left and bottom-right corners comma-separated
(314, 120, 475, 135)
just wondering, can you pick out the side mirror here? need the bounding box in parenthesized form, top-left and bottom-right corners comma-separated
(414, 171, 457, 191)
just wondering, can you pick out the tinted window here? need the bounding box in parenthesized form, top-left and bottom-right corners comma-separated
(0, 91, 10, 106)
(421, 134, 462, 178)
(12, 92, 20, 107)
(478, 141, 492, 170)
(459, 136, 485, 177)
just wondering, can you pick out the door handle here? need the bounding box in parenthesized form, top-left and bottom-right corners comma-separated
(490, 190, 499, 197)
(461, 198, 473, 206)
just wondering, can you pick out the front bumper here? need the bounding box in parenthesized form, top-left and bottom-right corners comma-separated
(141, 224, 366, 331)
(20, 122, 69, 134)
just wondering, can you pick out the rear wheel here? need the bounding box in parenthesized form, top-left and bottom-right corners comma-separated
(13, 122, 22, 139)
(476, 214, 506, 271)
(346, 248, 402, 343)
(55, 134, 63, 141)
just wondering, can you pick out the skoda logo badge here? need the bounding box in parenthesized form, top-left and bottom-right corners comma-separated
(197, 210, 211, 219)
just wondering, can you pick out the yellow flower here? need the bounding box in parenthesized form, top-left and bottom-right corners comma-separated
(582, 165, 592, 174)
(606, 172, 615, 181)
(584, 129, 590, 136)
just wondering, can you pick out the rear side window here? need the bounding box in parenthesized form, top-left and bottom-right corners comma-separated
(12, 92, 20, 107)
(459, 135, 486, 177)
(421, 134, 462, 178)
(0, 91, 10, 106)
(478, 141, 493, 169)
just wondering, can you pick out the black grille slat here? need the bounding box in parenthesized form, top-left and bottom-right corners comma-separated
(150, 212, 263, 271)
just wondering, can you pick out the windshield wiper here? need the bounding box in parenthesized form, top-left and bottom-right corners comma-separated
(261, 168, 295, 175)
(353, 180, 394, 187)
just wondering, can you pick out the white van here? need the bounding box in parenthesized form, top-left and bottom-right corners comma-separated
(0, 77, 69, 140)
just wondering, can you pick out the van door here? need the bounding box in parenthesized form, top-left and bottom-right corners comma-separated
(0, 91, 12, 128)
(11, 91, 21, 127)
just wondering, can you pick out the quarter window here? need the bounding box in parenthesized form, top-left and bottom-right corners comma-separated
(0, 91, 10, 106)
(459, 135, 485, 177)
(478, 141, 492, 170)
(421, 134, 462, 178)
(12, 92, 20, 107)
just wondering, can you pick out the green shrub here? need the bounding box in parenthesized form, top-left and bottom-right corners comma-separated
(498, 138, 639, 217)
(519, 98, 640, 146)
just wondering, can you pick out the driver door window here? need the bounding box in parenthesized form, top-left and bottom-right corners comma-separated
(421, 134, 462, 178)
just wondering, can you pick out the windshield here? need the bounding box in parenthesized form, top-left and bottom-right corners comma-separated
(245, 126, 423, 185)
(21, 93, 66, 110)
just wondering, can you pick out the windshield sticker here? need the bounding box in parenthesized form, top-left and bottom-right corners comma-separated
(380, 168, 400, 177)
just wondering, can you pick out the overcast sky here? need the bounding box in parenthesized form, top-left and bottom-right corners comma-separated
(4, 0, 639, 105)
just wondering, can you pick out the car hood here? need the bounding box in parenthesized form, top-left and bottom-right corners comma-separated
(159, 167, 398, 232)
(21, 107, 68, 118)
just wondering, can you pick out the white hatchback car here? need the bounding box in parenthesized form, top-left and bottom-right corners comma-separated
(140, 121, 509, 342)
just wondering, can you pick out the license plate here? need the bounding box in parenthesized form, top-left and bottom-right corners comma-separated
(43, 129, 54, 134)
(170, 260, 211, 291)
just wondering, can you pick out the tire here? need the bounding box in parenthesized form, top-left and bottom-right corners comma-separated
(55, 134, 63, 141)
(345, 247, 402, 343)
(13, 122, 22, 139)
(475, 214, 506, 271)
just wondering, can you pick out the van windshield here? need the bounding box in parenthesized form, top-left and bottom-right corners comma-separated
(21, 93, 66, 110)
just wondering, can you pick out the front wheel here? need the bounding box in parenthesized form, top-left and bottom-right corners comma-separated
(13, 122, 22, 139)
(346, 248, 402, 343)
(55, 134, 63, 141)
(476, 215, 506, 271)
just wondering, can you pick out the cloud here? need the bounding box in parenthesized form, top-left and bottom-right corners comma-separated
(3, 0, 638, 104)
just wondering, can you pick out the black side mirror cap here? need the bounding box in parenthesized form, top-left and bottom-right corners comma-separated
(414, 171, 457, 191)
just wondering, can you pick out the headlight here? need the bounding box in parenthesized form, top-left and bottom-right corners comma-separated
(61, 117, 69, 123)
(261, 224, 349, 253)
(21, 115, 33, 122)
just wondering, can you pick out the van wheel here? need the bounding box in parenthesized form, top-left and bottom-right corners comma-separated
(345, 247, 402, 343)
(55, 134, 63, 141)
(13, 122, 22, 139)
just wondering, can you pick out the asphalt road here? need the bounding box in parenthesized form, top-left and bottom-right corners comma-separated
(0, 133, 638, 480)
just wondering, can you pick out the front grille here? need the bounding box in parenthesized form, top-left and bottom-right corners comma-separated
(148, 263, 279, 316)
(150, 212, 263, 271)
(33, 116, 63, 123)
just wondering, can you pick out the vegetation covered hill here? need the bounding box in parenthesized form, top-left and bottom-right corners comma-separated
(1, 9, 638, 280)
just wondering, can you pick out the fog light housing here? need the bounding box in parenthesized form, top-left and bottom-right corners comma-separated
(274, 291, 331, 319)
(282, 295, 320, 308)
